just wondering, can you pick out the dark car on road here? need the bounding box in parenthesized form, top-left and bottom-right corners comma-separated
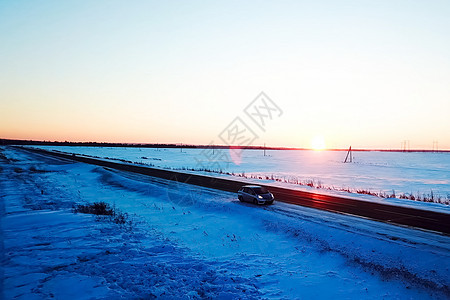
(238, 185, 274, 205)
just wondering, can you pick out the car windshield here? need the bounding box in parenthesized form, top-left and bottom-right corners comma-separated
(252, 187, 269, 194)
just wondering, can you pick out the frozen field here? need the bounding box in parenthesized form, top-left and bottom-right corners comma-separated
(1, 146, 450, 299)
(36, 146, 450, 203)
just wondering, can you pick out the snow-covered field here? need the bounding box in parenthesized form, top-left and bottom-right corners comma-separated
(35, 146, 450, 204)
(1, 146, 450, 299)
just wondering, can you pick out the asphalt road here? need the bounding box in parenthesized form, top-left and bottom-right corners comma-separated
(18, 146, 450, 235)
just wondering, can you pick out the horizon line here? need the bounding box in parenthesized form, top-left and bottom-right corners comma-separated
(1, 138, 450, 153)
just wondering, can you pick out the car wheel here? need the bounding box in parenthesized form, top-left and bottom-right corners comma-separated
(253, 199, 257, 205)
(268, 201, 274, 205)
(238, 196, 243, 202)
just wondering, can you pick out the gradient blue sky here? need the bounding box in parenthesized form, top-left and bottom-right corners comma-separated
(1, 1, 449, 149)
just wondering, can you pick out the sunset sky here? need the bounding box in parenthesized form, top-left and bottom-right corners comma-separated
(1, 1, 449, 149)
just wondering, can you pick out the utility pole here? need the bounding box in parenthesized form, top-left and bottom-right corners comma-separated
(433, 141, 438, 152)
(344, 146, 352, 163)
(402, 140, 410, 152)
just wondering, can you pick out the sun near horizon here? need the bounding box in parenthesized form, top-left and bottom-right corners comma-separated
(311, 136, 326, 151)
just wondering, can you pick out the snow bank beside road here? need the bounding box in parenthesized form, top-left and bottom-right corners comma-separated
(32, 146, 450, 210)
(33, 146, 450, 204)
